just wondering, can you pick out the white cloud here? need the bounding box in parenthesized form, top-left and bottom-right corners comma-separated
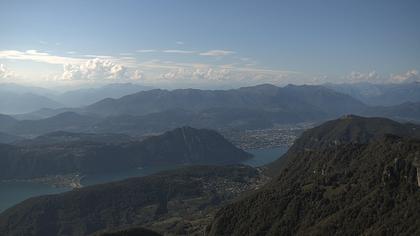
(158, 67, 233, 85)
(346, 71, 380, 83)
(0, 48, 301, 87)
(0, 50, 137, 68)
(343, 69, 420, 84)
(390, 70, 419, 83)
(200, 50, 236, 57)
(0, 64, 15, 80)
(149, 63, 297, 88)
(131, 69, 144, 81)
(60, 58, 127, 81)
(83, 54, 113, 59)
(26, 49, 49, 56)
(176, 41, 185, 45)
(162, 49, 196, 54)
(0, 49, 85, 65)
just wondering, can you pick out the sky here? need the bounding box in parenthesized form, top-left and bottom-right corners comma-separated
(0, 0, 419, 89)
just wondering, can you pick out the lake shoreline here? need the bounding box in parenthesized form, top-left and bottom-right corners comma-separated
(1, 173, 83, 189)
(0, 147, 289, 213)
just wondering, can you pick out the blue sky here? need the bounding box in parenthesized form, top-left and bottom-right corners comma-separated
(0, 0, 419, 88)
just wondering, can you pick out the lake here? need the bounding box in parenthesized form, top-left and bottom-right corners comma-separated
(0, 146, 288, 213)
(244, 146, 288, 167)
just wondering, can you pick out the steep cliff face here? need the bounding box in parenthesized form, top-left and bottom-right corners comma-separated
(208, 117, 420, 236)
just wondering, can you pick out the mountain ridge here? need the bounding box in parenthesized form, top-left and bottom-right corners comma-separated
(208, 117, 420, 235)
(0, 126, 251, 179)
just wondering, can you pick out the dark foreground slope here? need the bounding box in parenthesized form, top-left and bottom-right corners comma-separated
(0, 127, 251, 179)
(93, 227, 161, 236)
(208, 117, 420, 236)
(0, 165, 264, 236)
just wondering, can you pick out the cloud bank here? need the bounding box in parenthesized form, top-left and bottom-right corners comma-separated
(61, 58, 127, 81)
(391, 70, 419, 83)
(347, 71, 380, 83)
(344, 70, 420, 84)
(2, 48, 417, 88)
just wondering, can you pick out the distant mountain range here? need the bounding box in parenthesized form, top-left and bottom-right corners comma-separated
(0, 127, 251, 179)
(85, 84, 366, 117)
(1, 84, 371, 136)
(4, 81, 420, 118)
(365, 102, 420, 122)
(51, 83, 154, 107)
(325, 81, 420, 106)
(0, 91, 62, 114)
(1, 84, 419, 138)
(4, 112, 98, 137)
(16, 131, 135, 146)
(208, 116, 420, 235)
(0, 83, 153, 115)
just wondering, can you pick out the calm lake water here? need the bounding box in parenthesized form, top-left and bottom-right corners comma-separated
(0, 146, 288, 213)
(244, 145, 288, 167)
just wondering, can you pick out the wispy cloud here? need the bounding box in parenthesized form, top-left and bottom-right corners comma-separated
(176, 41, 185, 45)
(136, 48, 237, 57)
(200, 50, 236, 57)
(136, 49, 157, 53)
(0, 50, 138, 68)
(239, 57, 251, 61)
(0, 50, 85, 65)
(162, 49, 196, 54)
(83, 54, 113, 59)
